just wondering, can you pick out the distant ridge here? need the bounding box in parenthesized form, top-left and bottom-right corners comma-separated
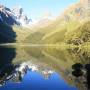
(57, 0, 90, 23)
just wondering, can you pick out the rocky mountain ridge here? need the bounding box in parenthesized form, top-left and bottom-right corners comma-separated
(0, 4, 32, 26)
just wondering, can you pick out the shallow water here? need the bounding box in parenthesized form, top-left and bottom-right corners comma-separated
(0, 46, 90, 90)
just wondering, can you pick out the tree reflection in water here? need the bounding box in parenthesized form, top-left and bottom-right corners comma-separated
(72, 63, 90, 90)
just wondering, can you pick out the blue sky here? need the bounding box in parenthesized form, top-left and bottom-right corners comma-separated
(0, 0, 79, 20)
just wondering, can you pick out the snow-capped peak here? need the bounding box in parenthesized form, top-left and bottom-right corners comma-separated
(0, 4, 32, 26)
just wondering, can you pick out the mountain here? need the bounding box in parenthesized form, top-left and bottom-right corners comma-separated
(12, 6, 33, 27)
(24, 0, 90, 45)
(31, 18, 52, 28)
(0, 0, 90, 44)
(0, 5, 19, 25)
(57, 0, 90, 22)
(0, 21, 33, 44)
(0, 22, 16, 43)
(0, 4, 32, 26)
(0, 5, 34, 43)
(65, 21, 90, 45)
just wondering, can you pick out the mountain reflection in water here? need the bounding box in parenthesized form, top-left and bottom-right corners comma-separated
(0, 46, 90, 90)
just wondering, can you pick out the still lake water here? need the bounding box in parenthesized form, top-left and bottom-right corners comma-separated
(0, 46, 90, 90)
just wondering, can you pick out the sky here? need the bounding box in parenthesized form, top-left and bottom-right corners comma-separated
(0, 0, 79, 21)
(0, 71, 77, 90)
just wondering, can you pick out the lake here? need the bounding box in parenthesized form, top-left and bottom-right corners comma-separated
(0, 45, 90, 90)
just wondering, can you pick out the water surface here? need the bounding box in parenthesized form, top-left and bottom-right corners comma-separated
(0, 46, 90, 90)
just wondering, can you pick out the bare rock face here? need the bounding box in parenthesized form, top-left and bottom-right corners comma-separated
(12, 6, 32, 26)
(12, 6, 23, 19)
(0, 4, 19, 25)
(60, 0, 90, 22)
(0, 5, 32, 26)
